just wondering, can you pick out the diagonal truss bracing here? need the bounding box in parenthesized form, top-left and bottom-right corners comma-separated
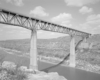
(0, 9, 91, 37)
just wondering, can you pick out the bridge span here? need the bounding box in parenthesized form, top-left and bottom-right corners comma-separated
(0, 9, 91, 71)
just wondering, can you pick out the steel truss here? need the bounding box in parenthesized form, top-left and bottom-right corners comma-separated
(0, 9, 91, 37)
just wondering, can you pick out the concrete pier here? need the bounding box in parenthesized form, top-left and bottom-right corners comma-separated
(30, 29, 38, 71)
(70, 35, 75, 67)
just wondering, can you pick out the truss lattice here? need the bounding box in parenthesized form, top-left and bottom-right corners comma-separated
(0, 9, 91, 37)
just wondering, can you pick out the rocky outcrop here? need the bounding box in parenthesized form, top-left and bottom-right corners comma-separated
(0, 61, 67, 80)
(28, 71, 67, 80)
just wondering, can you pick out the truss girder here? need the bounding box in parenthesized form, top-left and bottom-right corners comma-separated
(0, 9, 91, 37)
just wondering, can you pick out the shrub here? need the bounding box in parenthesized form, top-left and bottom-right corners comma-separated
(12, 70, 28, 80)
(0, 66, 28, 80)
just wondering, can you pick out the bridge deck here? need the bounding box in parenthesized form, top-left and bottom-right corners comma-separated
(0, 9, 91, 37)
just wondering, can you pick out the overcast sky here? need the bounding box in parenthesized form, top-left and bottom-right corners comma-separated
(0, 0, 100, 40)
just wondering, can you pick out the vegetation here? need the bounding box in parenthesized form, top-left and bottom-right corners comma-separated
(0, 35, 100, 73)
(0, 63, 28, 80)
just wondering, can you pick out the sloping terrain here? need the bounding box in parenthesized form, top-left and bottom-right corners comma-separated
(0, 35, 82, 52)
(0, 34, 100, 66)
(0, 35, 83, 59)
(0, 48, 29, 67)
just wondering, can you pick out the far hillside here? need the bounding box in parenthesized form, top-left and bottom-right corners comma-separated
(0, 34, 100, 66)
(0, 34, 100, 52)
(0, 35, 83, 52)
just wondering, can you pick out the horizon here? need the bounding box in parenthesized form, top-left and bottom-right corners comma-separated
(0, 35, 68, 41)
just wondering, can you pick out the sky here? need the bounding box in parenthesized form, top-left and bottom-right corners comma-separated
(0, 0, 100, 40)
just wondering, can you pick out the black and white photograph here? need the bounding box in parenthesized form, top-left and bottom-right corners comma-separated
(0, 0, 100, 80)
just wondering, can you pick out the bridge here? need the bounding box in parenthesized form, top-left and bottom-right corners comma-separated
(0, 9, 91, 71)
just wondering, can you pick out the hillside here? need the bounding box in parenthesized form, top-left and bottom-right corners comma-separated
(0, 34, 99, 55)
(81, 34, 100, 49)
(87, 34, 100, 43)
(0, 36, 70, 58)
(0, 34, 99, 51)
(0, 34, 100, 60)
(0, 34, 100, 73)
(0, 35, 84, 58)
(0, 34, 100, 51)
(0, 35, 82, 51)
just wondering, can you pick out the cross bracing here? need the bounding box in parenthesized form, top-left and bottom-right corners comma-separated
(0, 9, 91, 37)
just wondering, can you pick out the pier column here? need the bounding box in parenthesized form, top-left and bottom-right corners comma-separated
(30, 29, 38, 71)
(70, 35, 75, 67)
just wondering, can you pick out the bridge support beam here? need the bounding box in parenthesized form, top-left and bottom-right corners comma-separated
(29, 29, 38, 71)
(69, 35, 76, 67)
